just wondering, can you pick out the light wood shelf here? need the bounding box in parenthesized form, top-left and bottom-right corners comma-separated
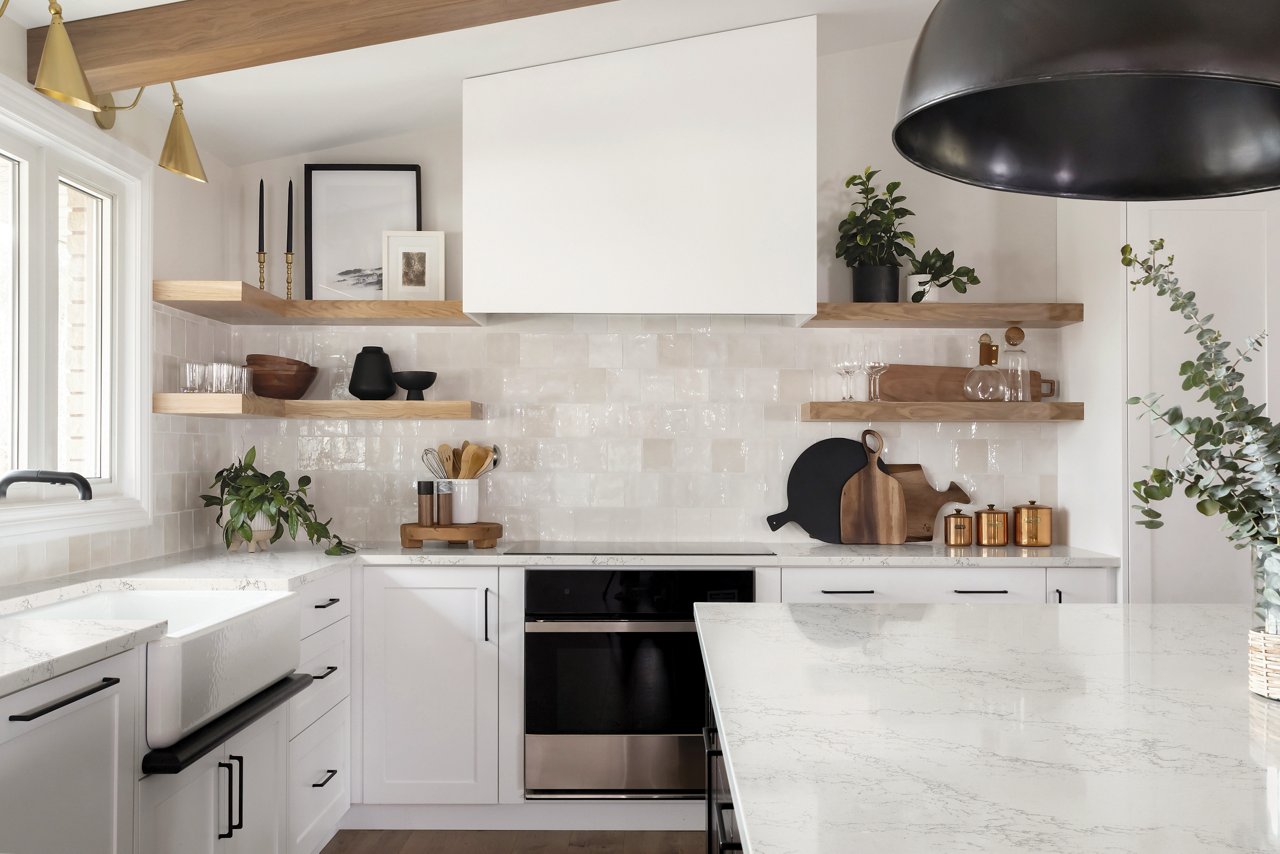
(153, 280, 481, 326)
(803, 302, 1084, 329)
(802, 401, 1085, 422)
(154, 394, 484, 420)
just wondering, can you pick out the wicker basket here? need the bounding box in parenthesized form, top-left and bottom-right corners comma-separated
(1248, 630, 1280, 700)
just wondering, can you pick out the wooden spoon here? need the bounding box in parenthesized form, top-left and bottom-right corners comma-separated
(438, 444, 455, 478)
(453, 447, 463, 480)
(460, 444, 491, 479)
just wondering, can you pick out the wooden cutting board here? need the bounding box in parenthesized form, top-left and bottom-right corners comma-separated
(879, 364, 1054, 402)
(840, 430, 907, 545)
(885, 464, 970, 541)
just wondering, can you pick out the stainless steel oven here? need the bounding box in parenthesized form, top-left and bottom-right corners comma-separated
(523, 567, 755, 799)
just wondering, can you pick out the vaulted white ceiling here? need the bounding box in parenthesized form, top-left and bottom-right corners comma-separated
(9, 0, 934, 164)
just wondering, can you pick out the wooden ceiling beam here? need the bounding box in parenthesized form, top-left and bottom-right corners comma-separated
(27, 0, 617, 93)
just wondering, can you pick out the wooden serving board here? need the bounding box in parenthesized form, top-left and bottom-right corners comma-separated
(839, 430, 907, 545)
(885, 464, 970, 541)
(879, 364, 1054, 402)
(401, 522, 503, 550)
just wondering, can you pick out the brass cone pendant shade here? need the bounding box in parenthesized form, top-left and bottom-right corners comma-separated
(34, 5, 100, 112)
(894, 0, 1280, 201)
(159, 87, 207, 183)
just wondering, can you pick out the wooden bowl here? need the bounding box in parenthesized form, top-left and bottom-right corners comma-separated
(246, 354, 311, 368)
(250, 366, 318, 400)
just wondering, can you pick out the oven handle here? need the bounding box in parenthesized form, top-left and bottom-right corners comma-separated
(524, 620, 696, 633)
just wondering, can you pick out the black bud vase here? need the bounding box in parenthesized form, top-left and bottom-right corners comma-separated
(349, 346, 395, 400)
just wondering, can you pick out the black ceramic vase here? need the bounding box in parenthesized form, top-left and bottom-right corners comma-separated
(851, 265, 900, 303)
(349, 346, 396, 400)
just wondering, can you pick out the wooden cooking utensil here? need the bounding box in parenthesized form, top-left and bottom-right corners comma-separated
(453, 447, 463, 479)
(884, 464, 970, 541)
(460, 444, 490, 479)
(438, 444, 455, 478)
(839, 430, 907, 545)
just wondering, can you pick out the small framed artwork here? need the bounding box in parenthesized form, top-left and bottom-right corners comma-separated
(304, 164, 421, 300)
(382, 231, 446, 301)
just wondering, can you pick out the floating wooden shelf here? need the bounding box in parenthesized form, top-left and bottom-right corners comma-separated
(802, 401, 1084, 422)
(153, 280, 481, 326)
(803, 302, 1084, 329)
(154, 394, 484, 420)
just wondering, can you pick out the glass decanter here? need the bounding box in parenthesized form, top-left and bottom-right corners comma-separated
(963, 333, 1008, 401)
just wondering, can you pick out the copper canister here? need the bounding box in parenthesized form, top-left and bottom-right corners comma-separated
(975, 504, 1009, 547)
(943, 509, 974, 547)
(1014, 500, 1053, 547)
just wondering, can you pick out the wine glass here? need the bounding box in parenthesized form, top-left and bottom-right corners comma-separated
(833, 344, 863, 401)
(864, 342, 889, 401)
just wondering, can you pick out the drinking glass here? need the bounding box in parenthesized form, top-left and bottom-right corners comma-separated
(864, 342, 889, 401)
(180, 362, 206, 393)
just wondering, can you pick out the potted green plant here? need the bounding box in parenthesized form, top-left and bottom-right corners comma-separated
(906, 248, 981, 303)
(836, 167, 916, 302)
(1123, 239, 1280, 698)
(201, 447, 355, 556)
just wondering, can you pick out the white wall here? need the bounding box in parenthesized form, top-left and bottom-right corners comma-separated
(817, 40, 1058, 303)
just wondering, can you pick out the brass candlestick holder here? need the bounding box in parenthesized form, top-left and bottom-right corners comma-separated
(257, 251, 266, 290)
(285, 252, 295, 300)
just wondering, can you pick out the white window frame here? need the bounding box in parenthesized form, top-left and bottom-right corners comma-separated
(0, 73, 152, 543)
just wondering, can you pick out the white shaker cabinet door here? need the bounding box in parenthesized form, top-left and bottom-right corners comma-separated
(362, 566, 499, 804)
(1047, 568, 1119, 604)
(0, 650, 139, 854)
(226, 706, 288, 854)
(137, 750, 226, 854)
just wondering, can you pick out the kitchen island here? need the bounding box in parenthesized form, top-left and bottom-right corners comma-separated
(696, 603, 1277, 853)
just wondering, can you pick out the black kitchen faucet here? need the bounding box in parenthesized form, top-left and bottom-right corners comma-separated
(0, 470, 93, 500)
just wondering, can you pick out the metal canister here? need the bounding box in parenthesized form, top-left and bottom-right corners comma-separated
(1014, 500, 1053, 547)
(943, 509, 974, 547)
(975, 504, 1009, 547)
(416, 480, 435, 527)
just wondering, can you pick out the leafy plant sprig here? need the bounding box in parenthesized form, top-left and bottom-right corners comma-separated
(1123, 240, 1280, 598)
(908, 248, 981, 303)
(200, 447, 355, 556)
(836, 167, 917, 268)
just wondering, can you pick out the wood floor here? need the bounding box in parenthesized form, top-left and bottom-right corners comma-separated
(321, 830, 703, 854)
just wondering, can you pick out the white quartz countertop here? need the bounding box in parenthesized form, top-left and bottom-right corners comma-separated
(696, 603, 1275, 854)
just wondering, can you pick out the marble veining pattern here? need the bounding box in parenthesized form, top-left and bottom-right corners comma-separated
(696, 603, 1275, 853)
(0, 618, 166, 697)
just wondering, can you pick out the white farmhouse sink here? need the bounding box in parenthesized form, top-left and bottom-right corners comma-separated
(25, 590, 299, 748)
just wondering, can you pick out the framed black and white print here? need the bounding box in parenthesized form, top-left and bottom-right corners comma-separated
(304, 164, 421, 300)
(382, 231, 446, 300)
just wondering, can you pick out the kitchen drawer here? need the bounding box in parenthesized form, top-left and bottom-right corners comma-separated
(782, 567, 1046, 604)
(288, 617, 350, 740)
(288, 698, 349, 854)
(298, 571, 351, 640)
(1047, 568, 1118, 604)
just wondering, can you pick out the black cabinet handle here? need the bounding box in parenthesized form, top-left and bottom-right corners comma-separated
(715, 802, 744, 852)
(1055, 588, 1063, 604)
(312, 769, 339, 788)
(314, 598, 340, 609)
(483, 587, 491, 643)
(228, 755, 244, 831)
(9, 677, 120, 721)
(954, 590, 1009, 595)
(217, 762, 234, 839)
(313, 665, 339, 680)
(702, 725, 722, 757)
(820, 589, 875, 595)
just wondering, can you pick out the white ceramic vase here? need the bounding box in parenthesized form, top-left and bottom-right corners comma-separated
(904, 274, 938, 303)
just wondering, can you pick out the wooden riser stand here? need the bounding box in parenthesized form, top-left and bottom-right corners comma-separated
(401, 522, 503, 550)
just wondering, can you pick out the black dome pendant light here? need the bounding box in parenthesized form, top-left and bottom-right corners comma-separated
(893, 0, 1280, 201)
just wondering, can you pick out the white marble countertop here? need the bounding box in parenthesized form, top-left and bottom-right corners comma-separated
(0, 617, 166, 697)
(696, 603, 1276, 854)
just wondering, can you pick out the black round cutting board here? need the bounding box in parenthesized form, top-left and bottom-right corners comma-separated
(767, 437, 888, 544)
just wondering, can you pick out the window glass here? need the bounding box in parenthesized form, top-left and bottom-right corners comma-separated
(57, 180, 108, 479)
(0, 154, 16, 474)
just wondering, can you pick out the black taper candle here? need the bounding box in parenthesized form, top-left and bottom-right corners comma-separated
(286, 180, 294, 253)
(257, 179, 264, 252)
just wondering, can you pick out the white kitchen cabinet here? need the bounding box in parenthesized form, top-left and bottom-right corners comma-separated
(0, 650, 139, 854)
(782, 567, 1047, 604)
(288, 699, 350, 854)
(138, 706, 287, 854)
(1047, 568, 1118, 604)
(362, 566, 499, 804)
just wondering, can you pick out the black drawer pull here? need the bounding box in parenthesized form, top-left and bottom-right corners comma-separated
(702, 725, 722, 757)
(9, 677, 120, 721)
(1055, 588, 1063, 604)
(313, 769, 339, 788)
(217, 762, 234, 839)
(314, 598, 340, 609)
(954, 589, 1009, 595)
(313, 666, 339, 681)
(716, 802, 744, 852)
(820, 589, 875, 595)
(229, 755, 244, 831)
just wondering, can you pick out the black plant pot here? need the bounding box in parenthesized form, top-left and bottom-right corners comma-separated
(349, 346, 396, 400)
(851, 265, 901, 303)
